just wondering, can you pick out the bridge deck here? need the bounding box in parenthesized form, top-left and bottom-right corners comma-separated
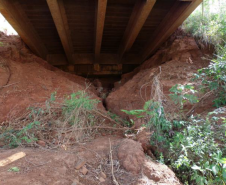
(0, 0, 202, 77)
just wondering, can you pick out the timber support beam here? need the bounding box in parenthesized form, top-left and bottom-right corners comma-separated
(95, 0, 107, 63)
(47, 0, 74, 64)
(141, 0, 202, 61)
(0, 0, 48, 59)
(119, 0, 156, 59)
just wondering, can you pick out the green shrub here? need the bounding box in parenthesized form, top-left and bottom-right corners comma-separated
(0, 91, 100, 148)
(0, 121, 40, 148)
(169, 84, 198, 109)
(169, 115, 226, 184)
(183, 1, 226, 46)
(63, 91, 99, 125)
(122, 100, 172, 149)
(121, 45, 226, 184)
(194, 45, 226, 107)
(63, 91, 99, 114)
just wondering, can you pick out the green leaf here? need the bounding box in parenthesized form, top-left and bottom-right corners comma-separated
(183, 94, 199, 104)
(212, 165, 219, 175)
(219, 158, 226, 164)
(143, 100, 152, 110)
(8, 167, 20, 172)
(50, 92, 56, 102)
(223, 168, 226, 180)
(192, 164, 203, 172)
(121, 109, 145, 116)
(196, 176, 206, 185)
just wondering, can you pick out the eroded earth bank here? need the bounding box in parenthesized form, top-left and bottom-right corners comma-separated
(0, 30, 220, 185)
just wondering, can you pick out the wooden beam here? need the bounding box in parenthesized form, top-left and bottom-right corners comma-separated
(47, 0, 74, 63)
(0, 0, 48, 59)
(141, 0, 202, 61)
(58, 64, 123, 76)
(47, 54, 141, 65)
(118, 0, 156, 58)
(95, 0, 107, 62)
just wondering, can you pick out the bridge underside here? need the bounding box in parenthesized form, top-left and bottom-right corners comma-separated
(0, 0, 202, 77)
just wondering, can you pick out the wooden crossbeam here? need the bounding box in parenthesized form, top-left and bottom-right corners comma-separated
(95, 0, 108, 63)
(0, 0, 48, 59)
(58, 64, 124, 76)
(47, 53, 141, 65)
(47, 0, 74, 64)
(118, 0, 156, 59)
(141, 0, 202, 61)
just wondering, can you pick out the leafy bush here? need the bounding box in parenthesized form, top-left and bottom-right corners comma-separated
(194, 45, 226, 107)
(121, 45, 226, 184)
(183, 1, 226, 46)
(63, 91, 99, 125)
(0, 121, 40, 148)
(122, 100, 172, 149)
(169, 115, 226, 184)
(0, 91, 101, 148)
(169, 84, 198, 109)
(63, 91, 99, 114)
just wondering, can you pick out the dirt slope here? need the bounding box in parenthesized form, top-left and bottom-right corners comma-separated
(0, 32, 103, 123)
(0, 136, 181, 185)
(0, 32, 182, 184)
(106, 36, 210, 120)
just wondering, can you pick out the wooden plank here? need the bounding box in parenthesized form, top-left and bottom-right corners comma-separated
(0, 0, 48, 59)
(47, 0, 74, 63)
(0, 152, 26, 167)
(118, 0, 156, 58)
(95, 0, 108, 62)
(141, 0, 202, 61)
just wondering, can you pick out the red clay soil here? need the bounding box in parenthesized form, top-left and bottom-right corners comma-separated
(0, 32, 103, 123)
(106, 36, 212, 121)
(0, 32, 183, 185)
(0, 136, 181, 185)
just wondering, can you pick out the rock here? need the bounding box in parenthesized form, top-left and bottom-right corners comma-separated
(75, 160, 86, 170)
(99, 177, 105, 183)
(142, 160, 181, 184)
(71, 179, 79, 185)
(100, 172, 106, 179)
(80, 166, 88, 175)
(117, 139, 145, 174)
(37, 140, 46, 147)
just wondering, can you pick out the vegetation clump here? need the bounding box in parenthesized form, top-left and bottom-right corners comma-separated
(122, 44, 226, 184)
(0, 90, 125, 148)
(183, 0, 226, 46)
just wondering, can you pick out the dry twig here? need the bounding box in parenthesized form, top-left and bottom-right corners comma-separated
(109, 138, 120, 185)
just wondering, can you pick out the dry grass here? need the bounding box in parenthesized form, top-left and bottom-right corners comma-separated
(0, 91, 129, 149)
(139, 67, 180, 121)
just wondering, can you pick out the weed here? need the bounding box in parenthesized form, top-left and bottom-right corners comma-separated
(183, 1, 226, 46)
(0, 121, 40, 148)
(122, 100, 172, 149)
(8, 167, 20, 172)
(0, 91, 106, 148)
(169, 84, 198, 109)
(121, 46, 226, 184)
(169, 115, 226, 184)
